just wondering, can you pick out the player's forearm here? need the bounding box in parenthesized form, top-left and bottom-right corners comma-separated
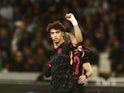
(73, 24, 83, 43)
(85, 69, 93, 78)
(83, 63, 93, 78)
(44, 66, 51, 77)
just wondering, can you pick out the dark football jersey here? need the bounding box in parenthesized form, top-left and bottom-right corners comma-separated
(70, 46, 89, 80)
(49, 41, 74, 90)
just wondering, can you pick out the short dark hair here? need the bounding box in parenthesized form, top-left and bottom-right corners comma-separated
(46, 20, 66, 33)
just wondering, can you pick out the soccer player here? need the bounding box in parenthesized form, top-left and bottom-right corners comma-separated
(65, 32, 93, 93)
(45, 13, 83, 93)
(70, 41, 93, 93)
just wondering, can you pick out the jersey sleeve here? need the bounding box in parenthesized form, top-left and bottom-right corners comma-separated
(44, 63, 51, 77)
(81, 48, 90, 64)
(83, 52, 90, 63)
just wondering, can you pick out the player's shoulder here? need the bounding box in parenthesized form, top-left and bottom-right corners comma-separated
(82, 45, 91, 53)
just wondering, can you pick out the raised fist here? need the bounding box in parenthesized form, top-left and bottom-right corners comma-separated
(65, 13, 77, 26)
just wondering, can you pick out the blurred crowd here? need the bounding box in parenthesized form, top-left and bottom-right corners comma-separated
(0, 0, 124, 77)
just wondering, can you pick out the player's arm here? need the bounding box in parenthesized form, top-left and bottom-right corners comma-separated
(83, 62, 93, 78)
(65, 13, 83, 46)
(44, 63, 51, 77)
(78, 62, 93, 84)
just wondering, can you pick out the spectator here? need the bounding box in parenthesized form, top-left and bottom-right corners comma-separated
(10, 51, 25, 72)
(0, 0, 13, 20)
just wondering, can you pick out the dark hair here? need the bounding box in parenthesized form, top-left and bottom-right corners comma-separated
(46, 20, 66, 33)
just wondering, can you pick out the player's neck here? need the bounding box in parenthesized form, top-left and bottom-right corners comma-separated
(53, 39, 64, 49)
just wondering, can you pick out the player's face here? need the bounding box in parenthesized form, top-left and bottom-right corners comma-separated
(50, 28, 64, 43)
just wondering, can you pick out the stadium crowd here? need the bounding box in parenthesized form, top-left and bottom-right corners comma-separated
(0, 0, 124, 78)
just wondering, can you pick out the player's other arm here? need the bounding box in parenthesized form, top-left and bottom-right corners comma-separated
(83, 62, 93, 78)
(78, 62, 93, 84)
(44, 63, 51, 77)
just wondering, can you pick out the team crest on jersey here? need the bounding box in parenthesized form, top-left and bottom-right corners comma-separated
(57, 48, 62, 54)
